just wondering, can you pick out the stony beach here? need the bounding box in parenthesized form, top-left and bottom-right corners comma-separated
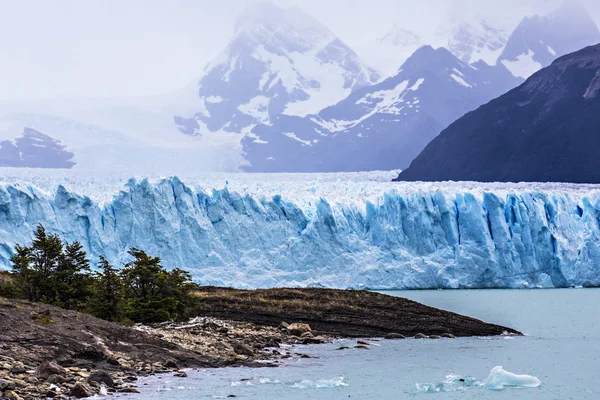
(0, 289, 520, 399)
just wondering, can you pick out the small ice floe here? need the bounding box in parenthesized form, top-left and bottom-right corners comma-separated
(482, 366, 541, 390)
(230, 377, 281, 387)
(416, 374, 481, 393)
(416, 367, 540, 393)
(291, 376, 348, 389)
(99, 384, 108, 395)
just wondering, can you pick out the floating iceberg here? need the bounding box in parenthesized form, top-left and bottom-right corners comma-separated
(482, 366, 541, 390)
(1, 174, 600, 289)
(416, 374, 481, 393)
(291, 376, 348, 389)
(417, 367, 540, 393)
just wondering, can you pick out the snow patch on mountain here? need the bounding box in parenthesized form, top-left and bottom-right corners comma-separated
(372, 19, 508, 76)
(501, 50, 543, 79)
(445, 21, 508, 65)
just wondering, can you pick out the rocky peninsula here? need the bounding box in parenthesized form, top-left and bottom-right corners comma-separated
(0, 289, 520, 399)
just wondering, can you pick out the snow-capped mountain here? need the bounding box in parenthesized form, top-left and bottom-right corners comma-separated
(445, 20, 507, 65)
(176, 2, 379, 137)
(398, 43, 600, 183)
(498, 2, 600, 79)
(372, 19, 508, 76)
(369, 26, 424, 77)
(0, 110, 245, 174)
(0, 128, 74, 168)
(242, 46, 520, 172)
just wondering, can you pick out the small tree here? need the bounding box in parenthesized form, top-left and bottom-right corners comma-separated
(11, 225, 63, 303)
(54, 241, 94, 309)
(10, 225, 93, 309)
(10, 244, 34, 300)
(0, 270, 20, 298)
(121, 248, 194, 323)
(88, 256, 124, 321)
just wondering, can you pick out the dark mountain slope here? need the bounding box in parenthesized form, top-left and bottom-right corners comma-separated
(396, 44, 600, 183)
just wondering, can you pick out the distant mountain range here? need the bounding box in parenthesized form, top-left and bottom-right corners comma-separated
(242, 46, 518, 172)
(1, 1, 599, 175)
(237, 1, 600, 172)
(396, 43, 600, 183)
(175, 2, 379, 137)
(0, 128, 74, 168)
(498, 1, 600, 79)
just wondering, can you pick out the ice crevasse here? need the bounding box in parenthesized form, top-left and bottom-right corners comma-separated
(0, 176, 600, 289)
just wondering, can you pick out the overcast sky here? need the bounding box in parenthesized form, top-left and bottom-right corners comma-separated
(0, 0, 599, 102)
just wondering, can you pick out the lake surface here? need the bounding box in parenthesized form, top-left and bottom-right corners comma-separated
(124, 289, 600, 399)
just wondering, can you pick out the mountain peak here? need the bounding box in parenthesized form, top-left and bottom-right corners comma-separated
(379, 25, 422, 47)
(498, 2, 600, 79)
(177, 3, 379, 137)
(400, 45, 461, 73)
(446, 20, 507, 65)
(549, 1, 591, 21)
(226, 2, 338, 63)
(398, 42, 600, 183)
(234, 1, 282, 31)
(233, 2, 333, 46)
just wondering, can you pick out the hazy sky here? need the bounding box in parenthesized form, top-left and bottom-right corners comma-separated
(0, 0, 599, 102)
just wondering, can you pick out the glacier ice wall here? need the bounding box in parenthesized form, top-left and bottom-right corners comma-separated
(1, 176, 600, 289)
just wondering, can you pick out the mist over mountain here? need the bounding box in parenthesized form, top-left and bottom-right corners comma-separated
(0, 0, 598, 174)
(175, 2, 379, 138)
(498, 2, 600, 78)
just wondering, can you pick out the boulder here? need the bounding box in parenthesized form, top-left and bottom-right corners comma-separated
(47, 374, 66, 384)
(10, 362, 26, 375)
(70, 382, 95, 398)
(286, 323, 311, 336)
(277, 322, 290, 331)
(163, 360, 180, 370)
(384, 333, 406, 340)
(0, 378, 16, 390)
(88, 370, 115, 388)
(36, 361, 66, 380)
(233, 343, 254, 356)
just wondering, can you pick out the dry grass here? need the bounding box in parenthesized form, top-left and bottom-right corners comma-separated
(187, 287, 519, 338)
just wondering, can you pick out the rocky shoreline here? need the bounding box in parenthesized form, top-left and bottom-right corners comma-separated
(1, 289, 520, 399)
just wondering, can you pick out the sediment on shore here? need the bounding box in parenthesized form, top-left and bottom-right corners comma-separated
(189, 287, 520, 337)
(0, 289, 519, 399)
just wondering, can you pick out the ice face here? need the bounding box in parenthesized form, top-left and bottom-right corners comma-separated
(1, 175, 600, 290)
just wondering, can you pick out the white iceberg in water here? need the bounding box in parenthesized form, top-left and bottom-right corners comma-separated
(483, 366, 541, 390)
(417, 367, 541, 393)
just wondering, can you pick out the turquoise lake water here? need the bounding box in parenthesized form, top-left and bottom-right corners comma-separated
(123, 289, 600, 399)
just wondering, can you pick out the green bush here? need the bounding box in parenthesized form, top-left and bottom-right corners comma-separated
(6, 225, 196, 325)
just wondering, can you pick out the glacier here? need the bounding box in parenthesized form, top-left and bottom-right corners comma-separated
(1, 173, 600, 289)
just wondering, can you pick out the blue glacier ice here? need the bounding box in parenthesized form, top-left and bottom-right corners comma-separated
(1, 174, 600, 289)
